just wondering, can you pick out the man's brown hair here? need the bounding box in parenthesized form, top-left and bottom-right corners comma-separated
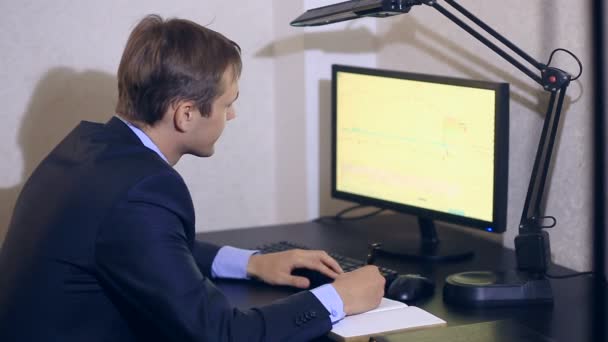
(115, 15, 242, 125)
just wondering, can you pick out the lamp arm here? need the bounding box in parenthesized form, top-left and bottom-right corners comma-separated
(426, 0, 544, 85)
(425, 0, 574, 91)
(441, 0, 545, 74)
(519, 86, 569, 234)
(423, 0, 572, 224)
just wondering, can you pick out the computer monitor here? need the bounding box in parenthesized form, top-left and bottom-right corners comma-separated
(331, 64, 509, 261)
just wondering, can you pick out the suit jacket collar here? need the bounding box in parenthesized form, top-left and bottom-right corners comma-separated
(103, 116, 143, 146)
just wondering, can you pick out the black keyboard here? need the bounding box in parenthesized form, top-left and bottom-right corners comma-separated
(257, 241, 398, 288)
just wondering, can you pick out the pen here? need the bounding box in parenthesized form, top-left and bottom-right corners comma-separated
(366, 242, 381, 265)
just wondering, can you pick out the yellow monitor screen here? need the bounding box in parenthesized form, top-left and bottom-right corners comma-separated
(332, 65, 509, 232)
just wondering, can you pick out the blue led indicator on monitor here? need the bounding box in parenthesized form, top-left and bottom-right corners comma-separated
(486, 227, 494, 232)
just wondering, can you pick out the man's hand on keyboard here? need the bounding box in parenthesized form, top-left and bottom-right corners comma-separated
(246, 249, 344, 288)
(332, 266, 385, 315)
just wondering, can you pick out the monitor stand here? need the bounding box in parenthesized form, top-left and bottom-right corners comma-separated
(375, 217, 474, 262)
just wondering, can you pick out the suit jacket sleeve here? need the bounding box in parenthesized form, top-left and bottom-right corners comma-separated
(191, 240, 221, 277)
(94, 171, 331, 342)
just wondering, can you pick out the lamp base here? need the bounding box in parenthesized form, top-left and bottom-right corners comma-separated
(443, 270, 553, 308)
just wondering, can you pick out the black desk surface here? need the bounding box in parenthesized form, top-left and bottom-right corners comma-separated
(198, 214, 606, 342)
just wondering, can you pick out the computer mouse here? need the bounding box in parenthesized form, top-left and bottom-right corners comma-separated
(386, 274, 435, 303)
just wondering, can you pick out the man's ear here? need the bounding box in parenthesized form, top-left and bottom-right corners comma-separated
(173, 100, 198, 133)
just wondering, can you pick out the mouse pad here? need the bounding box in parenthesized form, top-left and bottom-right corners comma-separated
(369, 319, 554, 342)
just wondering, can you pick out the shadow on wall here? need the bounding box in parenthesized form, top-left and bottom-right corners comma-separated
(257, 16, 582, 115)
(317, 79, 344, 216)
(256, 25, 381, 57)
(0, 67, 117, 247)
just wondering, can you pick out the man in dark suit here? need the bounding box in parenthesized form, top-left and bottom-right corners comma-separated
(0, 14, 385, 342)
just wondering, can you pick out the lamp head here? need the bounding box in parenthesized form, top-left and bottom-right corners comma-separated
(290, 0, 425, 27)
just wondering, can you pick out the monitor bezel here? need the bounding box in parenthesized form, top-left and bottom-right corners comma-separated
(331, 64, 509, 233)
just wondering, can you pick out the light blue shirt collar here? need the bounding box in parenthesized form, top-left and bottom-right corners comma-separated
(115, 115, 169, 164)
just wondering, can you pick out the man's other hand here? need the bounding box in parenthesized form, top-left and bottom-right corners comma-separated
(246, 249, 343, 288)
(332, 265, 385, 315)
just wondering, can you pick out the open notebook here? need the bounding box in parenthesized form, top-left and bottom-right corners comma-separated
(328, 298, 446, 342)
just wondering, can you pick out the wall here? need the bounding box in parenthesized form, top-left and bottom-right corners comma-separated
(0, 0, 279, 244)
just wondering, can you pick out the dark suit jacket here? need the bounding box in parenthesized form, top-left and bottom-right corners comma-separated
(0, 117, 331, 341)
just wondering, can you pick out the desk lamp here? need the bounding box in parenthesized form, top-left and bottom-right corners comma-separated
(291, 0, 583, 307)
